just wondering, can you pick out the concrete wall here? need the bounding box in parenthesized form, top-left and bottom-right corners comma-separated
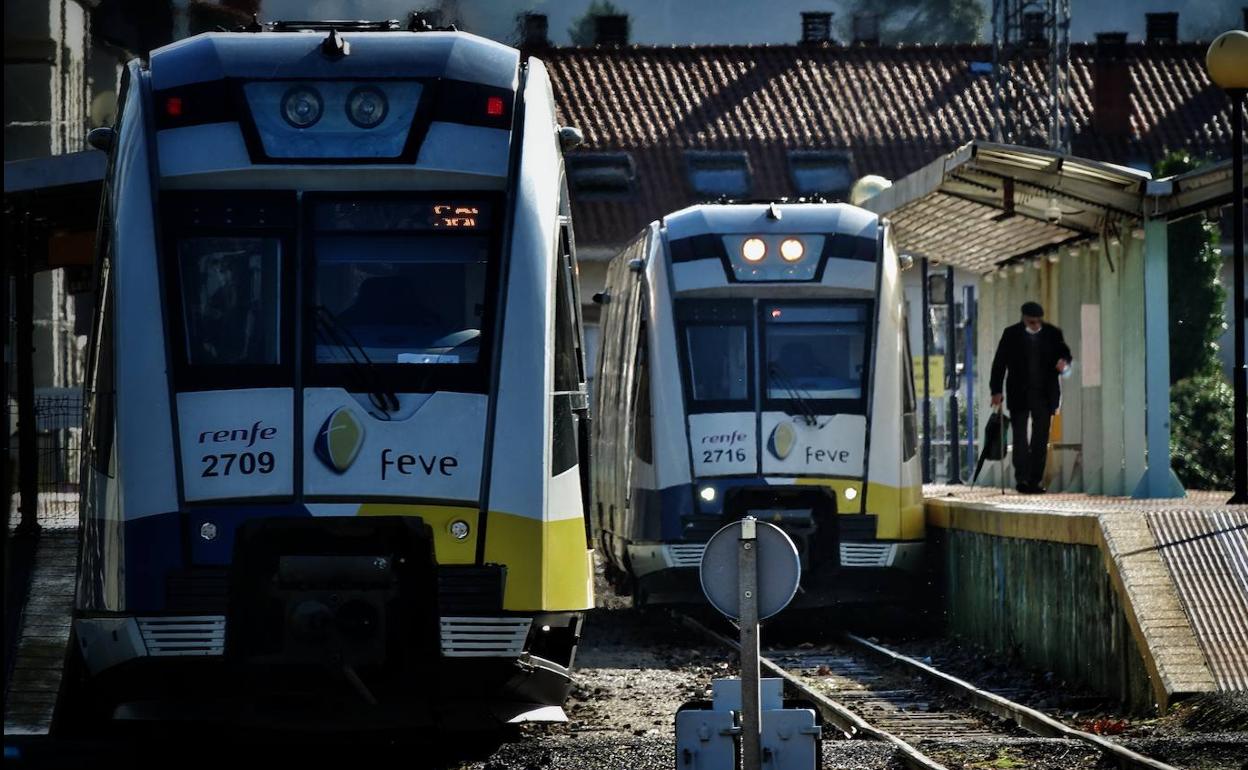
(4, 0, 92, 160)
(937, 527, 1155, 712)
(5, 0, 98, 390)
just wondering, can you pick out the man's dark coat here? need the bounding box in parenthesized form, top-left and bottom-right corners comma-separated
(989, 322, 1073, 413)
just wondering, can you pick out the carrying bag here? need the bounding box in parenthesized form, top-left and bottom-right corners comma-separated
(972, 409, 1009, 486)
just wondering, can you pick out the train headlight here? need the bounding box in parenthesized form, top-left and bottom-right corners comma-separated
(449, 519, 471, 540)
(199, 522, 218, 541)
(699, 486, 717, 502)
(844, 486, 859, 501)
(780, 238, 805, 262)
(282, 86, 323, 128)
(346, 86, 388, 128)
(742, 237, 767, 263)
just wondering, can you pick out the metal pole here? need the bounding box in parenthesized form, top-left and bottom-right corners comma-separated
(738, 517, 762, 770)
(991, 0, 1003, 142)
(15, 221, 39, 537)
(1230, 90, 1247, 505)
(947, 266, 961, 484)
(964, 285, 977, 475)
(2, 209, 11, 701)
(921, 258, 932, 483)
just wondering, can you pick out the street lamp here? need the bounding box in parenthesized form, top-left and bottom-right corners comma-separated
(1206, 30, 1248, 504)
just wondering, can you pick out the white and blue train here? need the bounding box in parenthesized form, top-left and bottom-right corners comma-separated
(65, 22, 594, 730)
(591, 203, 924, 606)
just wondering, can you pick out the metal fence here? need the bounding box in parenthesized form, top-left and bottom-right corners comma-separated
(6, 391, 83, 530)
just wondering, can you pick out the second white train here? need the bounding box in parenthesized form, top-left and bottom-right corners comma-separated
(591, 202, 924, 606)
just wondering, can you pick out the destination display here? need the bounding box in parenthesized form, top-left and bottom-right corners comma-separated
(314, 200, 493, 232)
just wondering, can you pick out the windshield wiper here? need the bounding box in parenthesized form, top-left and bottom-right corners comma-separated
(767, 361, 822, 428)
(314, 305, 400, 415)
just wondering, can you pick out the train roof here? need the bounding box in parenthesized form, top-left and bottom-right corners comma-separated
(661, 202, 878, 242)
(148, 30, 520, 92)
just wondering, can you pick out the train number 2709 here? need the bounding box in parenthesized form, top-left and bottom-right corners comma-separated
(201, 451, 276, 477)
(703, 448, 747, 463)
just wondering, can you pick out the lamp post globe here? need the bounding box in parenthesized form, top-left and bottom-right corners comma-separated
(1206, 29, 1248, 504)
(849, 175, 893, 206)
(1206, 30, 1248, 91)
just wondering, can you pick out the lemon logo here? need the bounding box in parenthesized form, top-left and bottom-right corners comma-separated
(314, 407, 364, 474)
(767, 422, 797, 461)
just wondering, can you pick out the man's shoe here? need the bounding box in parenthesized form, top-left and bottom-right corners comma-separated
(1028, 484, 1047, 494)
(1015, 483, 1032, 493)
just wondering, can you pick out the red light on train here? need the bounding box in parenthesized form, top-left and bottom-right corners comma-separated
(165, 97, 183, 117)
(486, 96, 505, 117)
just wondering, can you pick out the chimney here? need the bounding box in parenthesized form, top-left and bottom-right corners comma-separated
(594, 14, 629, 46)
(414, 7, 443, 28)
(1093, 33, 1131, 140)
(851, 12, 879, 46)
(520, 12, 549, 49)
(801, 12, 833, 44)
(1145, 12, 1178, 44)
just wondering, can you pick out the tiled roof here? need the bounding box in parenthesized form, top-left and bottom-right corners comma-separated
(543, 42, 1232, 249)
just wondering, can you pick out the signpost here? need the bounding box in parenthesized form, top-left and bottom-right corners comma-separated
(699, 517, 802, 770)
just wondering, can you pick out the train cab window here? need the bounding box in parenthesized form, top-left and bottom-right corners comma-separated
(164, 191, 296, 388)
(308, 197, 496, 390)
(178, 237, 283, 366)
(676, 299, 753, 412)
(763, 302, 870, 411)
(686, 326, 749, 401)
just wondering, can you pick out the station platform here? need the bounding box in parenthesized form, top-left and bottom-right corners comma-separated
(924, 485, 1247, 711)
(4, 514, 78, 737)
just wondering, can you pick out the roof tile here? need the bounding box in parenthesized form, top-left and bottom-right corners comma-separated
(544, 42, 1227, 249)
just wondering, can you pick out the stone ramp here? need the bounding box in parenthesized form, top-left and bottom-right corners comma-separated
(1148, 509, 1248, 691)
(925, 486, 1243, 709)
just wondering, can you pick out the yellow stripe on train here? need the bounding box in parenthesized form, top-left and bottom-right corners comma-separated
(357, 503, 594, 611)
(791, 479, 925, 540)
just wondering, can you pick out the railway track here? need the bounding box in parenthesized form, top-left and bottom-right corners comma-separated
(673, 611, 1178, 770)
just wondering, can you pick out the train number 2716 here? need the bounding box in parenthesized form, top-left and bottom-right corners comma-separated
(201, 451, 276, 477)
(703, 448, 747, 463)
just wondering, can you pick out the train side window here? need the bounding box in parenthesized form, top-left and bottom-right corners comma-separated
(632, 322, 653, 466)
(551, 222, 583, 477)
(86, 226, 116, 475)
(84, 68, 129, 475)
(901, 307, 919, 461)
(178, 237, 283, 365)
(553, 244, 580, 394)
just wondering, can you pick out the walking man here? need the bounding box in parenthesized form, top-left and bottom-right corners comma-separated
(989, 302, 1072, 494)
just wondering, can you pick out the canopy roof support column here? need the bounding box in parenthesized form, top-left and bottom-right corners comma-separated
(1133, 213, 1185, 498)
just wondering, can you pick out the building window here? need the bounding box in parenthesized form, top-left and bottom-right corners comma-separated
(566, 152, 636, 198)
(788, 150, 854, 199)
(686, 151, 751, 199)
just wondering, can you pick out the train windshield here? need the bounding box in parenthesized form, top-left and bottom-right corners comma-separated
(311, 199, 492, 366)
(763, 302, 869, 403)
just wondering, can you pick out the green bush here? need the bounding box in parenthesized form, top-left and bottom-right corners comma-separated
(1170, 374, 1235, 490)
(1155, 151, 1226, 384)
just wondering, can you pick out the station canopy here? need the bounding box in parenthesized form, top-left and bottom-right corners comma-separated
(4, 150, 106, 272)
(860, 140, 1243, 274)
